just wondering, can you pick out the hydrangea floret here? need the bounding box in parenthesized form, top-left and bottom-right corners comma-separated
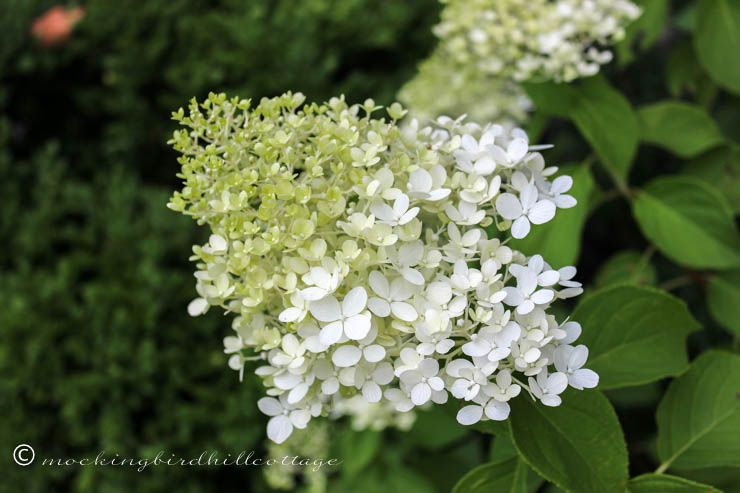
(169, 92, 599, 444)
(433, 0, 642, 83)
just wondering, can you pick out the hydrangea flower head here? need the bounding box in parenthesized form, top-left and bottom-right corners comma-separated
(169, 92, 596, 443)
(433, 0, 641, 83)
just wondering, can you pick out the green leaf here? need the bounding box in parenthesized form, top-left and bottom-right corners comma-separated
(509, 390, 628, 493)
(489, 437, 546, 493)
(671, 467, 740, 492)
(509, 164, 595, 268)
(656, 351, 740, 471)
(490, 435, 519, 462)
(638, 101, 725, 158)
(694, 0, 740, 95)
(681, 147, 740, 214)
(572, 285, 700, 389)
(594, 250, 657, 288)
(452, 457, 528, 493)
(569, 76, 639, 181)
(409, 404, 468, 449)
(606, 382, 663, 408)
(633, 176, 740, 269)
(336, 428, 380, 478)
(707, 269, 740, 335)
(628, 473, 722, 492)
(665, 40, 718, 106)
(473, 418, 512, 437)
(523, 81, 575, 118)
(615, 0, 669, 67)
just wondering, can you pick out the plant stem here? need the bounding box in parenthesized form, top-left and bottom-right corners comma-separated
(659, 275, 693, 292)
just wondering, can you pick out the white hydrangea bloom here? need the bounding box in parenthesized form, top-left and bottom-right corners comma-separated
(170, 93, 599, 444)
(433, 0, 642, 83)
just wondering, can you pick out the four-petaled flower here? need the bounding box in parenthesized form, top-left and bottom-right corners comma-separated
(496, 184, 556, 238)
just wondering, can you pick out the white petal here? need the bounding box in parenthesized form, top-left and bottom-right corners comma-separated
(510, 217, 530, 239)
(363, 344, 386, 363)
(187, 298, 208, 316)
(409, 168, 433, 192)
(257, 397, 283, 417)
(461, 134, 478, 152)
(209, 234, 227, 252)
(368, 297, 391, 317)
(267, 415, 293, 444)
(342, 287, 368, 317)
(274, 372, 302, 390)
(457, 405, 483, 425)
(569, 369, 599, 389)
(282, 334, 300, 354)
(362, 381, 382, 402)
(287, 383, 309, 404)
(555, 194, 577, 209)
(310, 296, 341, 322)
(537, 270, 560, 287)
(541, 395, 562, 407)
(310, 267, 331, 290)
(559, 266, 577, 280)
(569, 345, 589, 370)
(368, 271, 390, 297)
(319, 321, 344, 346)
(507, 138, 528, 162)
(551, 175, 573, 195)
(344, 314, 371, 340)
(560, 321, 582, 344)
(553, 346, 570, 373)
(436, 339, 455, 354)
(401, 267, 425, 286)
(446, 358, 474, 377)
(462, 339, 489, 357)
(372, 363, 395, 384)
(503, 286, 524, 306)
(393, 194, 410, 215)
(370, 202, 394, 221)
(290, 409, 311, 429)
(428, 376, 444, 391)
(419, 358, 440, 377)
(411, 382, 432, 405)
(548, 372, 569, 394)
(399, 207, 420, 225)
(530, 289, 555, 305)
(528, 200, 556, 224)
(391, 302, 418, 322)
(389, 277, 414, 301)
(495, 193, 523, 220)
(279, 307, 303, 323)
(300, 287, 328, 301)
(332, 345, 362, 367)
(519, 184, 538, 210)
(484, 400, 511, 421)
(474, 156, 496, 175)
(322, 377, 339, 395)
(427, 282, 453, 305)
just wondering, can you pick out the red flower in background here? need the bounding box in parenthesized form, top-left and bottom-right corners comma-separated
(31, 5, 85, 47)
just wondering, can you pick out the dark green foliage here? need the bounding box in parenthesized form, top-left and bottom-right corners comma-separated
(0, 0, 439, 182)
(0, 124, 269, 491)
